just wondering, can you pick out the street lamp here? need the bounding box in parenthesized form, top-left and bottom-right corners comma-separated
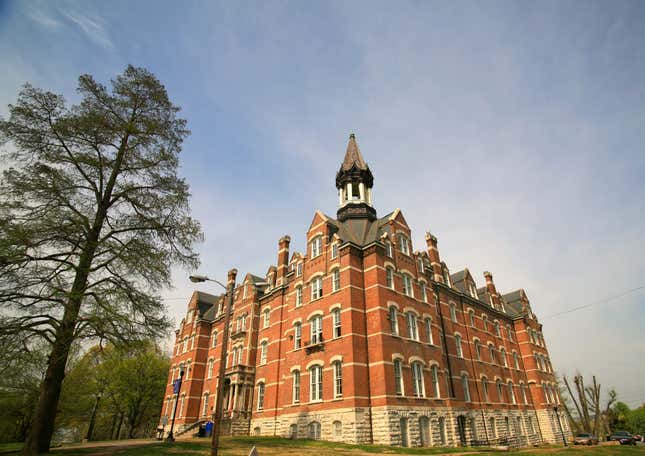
(189, 269, 237, 456)
(166, 367, 185, 442)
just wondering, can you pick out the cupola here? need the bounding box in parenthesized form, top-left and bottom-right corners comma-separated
(335, 133, 376, 221)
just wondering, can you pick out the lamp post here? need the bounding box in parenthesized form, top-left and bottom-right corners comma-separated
(166, 367, 185, 442)
(554, 406, 567, 446)
(189, 269, 237, 456)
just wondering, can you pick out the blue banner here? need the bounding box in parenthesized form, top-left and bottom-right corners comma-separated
(173, 379, 181, 394)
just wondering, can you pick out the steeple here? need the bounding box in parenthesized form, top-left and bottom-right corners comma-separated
(335, 133, 376, 222)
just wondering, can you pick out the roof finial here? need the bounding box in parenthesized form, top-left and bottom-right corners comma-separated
(349, 132, 355, 140)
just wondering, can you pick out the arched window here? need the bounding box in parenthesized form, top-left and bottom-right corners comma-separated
(289, 424, 298, 438)
(431, 365, 440, 398)
(207, 359, 214, 378)
(508, 381, 516, 404)
(309, 365, 322, 401)
(521, 383, 528, 405)
(333, 421, 342, 439)
(497, 380, 504, 403)
(263, 309, 270, 328)
(494, 321, 501, 337)
(292, 370, 300, 404)
(397, 234, 410, 255)
(482, 377, 489, 401)
(311, 277, 323, 300)
(394, 359, 403, 395)
(420, 284, 427, 302)
(332, 308, 341, 338)
(308, 421, 321, 440)
(482, 315, 489, 331)
(295, 285, 303, 307)
(202, 392, 210, 416)
(419, 416, 430, 447)
(406, 312, 418, 340)
(513, 352, 520, 370)
(294, 322, 302, 349)
(455, 334, 463, 358)
(468, 310, 475, 326)
(449, 303, 457, 322)
(507, 325, 514, 341)
(411, 362, 425, 397)
(386, 267, 394, 289)
(211, 330, 218, 348)
(425, 318, 433, 344)
(389, 306, 399, 335)
(310, 236, 322, 258)
(500, 348, 507, 367)
(258, 382, 265, 410)
(333, 361, 343, 398)
(474, 340, 482, 360)
(310, 315, 322, 344)
(402, 274, 413, 297)
(332, 268, 340, 292)
(461, 374, 471, 402)
(260, 341, 268, 365)
(489, 345, 497, 364)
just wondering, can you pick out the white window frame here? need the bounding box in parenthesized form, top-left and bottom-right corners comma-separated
(292, 370, 300, 404)
(406, 312, 418, 341)
(389, 306, 399, 335)
(260, 341, 268, 365)
(449, 304, 457, 322)
(385, 240, 393, 257)
(294, 322, 302, 349)
(455, 334, 463, 358)
(333, 361, 343, 398)
(257, 383, 265, 410)
(411, 362, 425, 397)
(420, 284, 427, 302)
(309, 365, 322, 402)
(394, 359, 403, 395)
(332, 308, 341, 338)
(311, 277, 323, 300)
(386, 267, 394, 289)
(398, 234, 410, 255)
(331, 242, 339, 259)
(310, 236, 322, 258)
(310, 315, 323, 344)
(402, 274, 413, 297)
(508, 381, 516, 404)
(431, 365, 440, 398)
(425, 318, 433, 345)
(295, 286, 302, 307)
(332, 269, 340, 292)
(462, 374, 471, 402)
(263, 309, 270, 328)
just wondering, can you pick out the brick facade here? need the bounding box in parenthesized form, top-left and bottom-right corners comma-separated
(160, 135, 571, 448)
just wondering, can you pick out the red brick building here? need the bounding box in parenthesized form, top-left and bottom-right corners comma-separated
(161, 134, 571, 447)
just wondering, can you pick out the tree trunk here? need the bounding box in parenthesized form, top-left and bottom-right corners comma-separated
(115, 413, 124, 440)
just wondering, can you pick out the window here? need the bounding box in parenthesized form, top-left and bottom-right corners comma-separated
(385, 240, 393, 257)
(469, 310, 475, 327)
(495, 322, 501, 337)
(310, 315, 323, 344)
(420, 284, 427, 302)
(425, 318, 433, 344)
(497, 381, 504, 402)
(411, 362, 425, 397)
(311, 277, 323, 300)
(211, 331, 218, 348)
(513, 352, 520, 370)
(202, 392, 210, 416)
(295, 286, 302, 307)
(402, 274, 413, 297)
(474, 341, 481, 360)
(482, 377, 489, 401)
(482, 315, 488, 331)
(389, 306, 399, 335)
(333, 361, 343, 398)
(417, 258, 424, 274)
(449, 304, 457, 322)
(508, 381, 516, 404)
(500, 348, 507, 367)
(431, 365, 440, 397)
(260, 341, 268, 365)
(394, 359, 403, 395)
(332, 308, 341, 338)
(310, 365, 322, 401)
(406, 312, 418, 340)
(331, 243, 338, 259)
(386, 267, 394, 288)
(332, 269, 340, 292)
(294, 322, 302, 349)
(489, 345, 497, 364)
(292, 370, 300, 403)
(207, 359, 214, 378)
(308, 421, 321, 440)
(296, 262, 303, 276)
(462, 374, 471, 402)
(257, 383, 265, 410)
(489, 417, 497, 438)
(443, 269, 452, 287)
(438, 417, 446, 445)
(455, 334, 463, 358)
(263, 309, 270, 328)
(182, 337, 188, 353)
(469, 282, 478, 298)
(397, 234, 410, 255)
(310, 236, 322, 258)
(333, 421, 342, 439)
(521, 383, 528, 405)
(507, 325, 513, 341)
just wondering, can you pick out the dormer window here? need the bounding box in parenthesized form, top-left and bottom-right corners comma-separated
(397, 234, 410, 255)
(384, 240, 393, 257)
(443, 268, 451, 287)
(417, 258, 424, 274)
(469, 282, 478, 299)
(310, 236, 322, 258)
(296, 262, 303, 276)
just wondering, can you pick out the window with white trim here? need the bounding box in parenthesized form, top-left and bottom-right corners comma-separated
(331, 243, 338, 259)
(211, 331, 218, 348)
(521, 383, 528, 405)
(295, 286, 302, 307)
(417, 258, 424, 274)
(260, 341, 268, 365)
(420, 284, 427, 302)
(386, 267, 394, 289)
(507, 325, 513, 341)
(332, 269, 340, 292)
(394, 359, 403, 395)
(296, 262, 302, 276)
(482, 377, 489, 401)
(398, 234, 410, 255)
(500, 348, 508, 367)
(497, 380, 504, 402)
(474, 340, 481, 360)
(449, 303, 457, 322)
(469, 310, 475, 327)
(489, 345, 497, 364)
(294, 322, 302, 349)
(513, 352, 520, 370)
(495, 321, 501, 337)
(310, 236, 322, 258)
(455, 334, 463, 358)
(389, 306, 399, 335)
(431, 365, 440, 398)
(385, 240, 393, 257)
(425, 318, 433, 344)
(257, 382, 265, 410)
(462, 374, 471, 402)
(309, 365, 322, 401)
(332, 308, 341, 338)
(310, 315, 323, 344)
(411, 362, 425, 397)
(333, 361, 343, 398)
(263, 309, 270, 328)
(311, 277, 323, 300)
(469, 281, 478, 298)
(508, 381, 516, 404)
(292, 370, 300, 404)
(406, 312, 418, 340)
(443, 269, 452, 287)
(207, 359, 214, 378)
(402, 274, 413, 297)
(202, 392, 210, 416)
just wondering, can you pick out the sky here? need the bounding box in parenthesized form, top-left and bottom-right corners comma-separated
(1, 0, 644, 408)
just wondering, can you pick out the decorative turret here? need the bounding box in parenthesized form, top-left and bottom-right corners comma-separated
(336, 133, 376, 222)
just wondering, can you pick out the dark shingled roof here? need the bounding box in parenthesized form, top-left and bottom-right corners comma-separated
(194, 291, 222, 321)
(450, 269, 469, 293)
(502, 290, 526, 317)
(325, 211, 393, 247)
(341, 133, 368, 171)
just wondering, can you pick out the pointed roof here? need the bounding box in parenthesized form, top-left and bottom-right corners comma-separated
(341, 133, 368, 171)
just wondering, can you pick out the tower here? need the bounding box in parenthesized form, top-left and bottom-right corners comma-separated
(335, 133, 376, 222)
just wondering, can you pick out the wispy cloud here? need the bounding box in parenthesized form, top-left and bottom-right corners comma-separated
(61, 10, 113, 50)
(26, 6, 63, 29)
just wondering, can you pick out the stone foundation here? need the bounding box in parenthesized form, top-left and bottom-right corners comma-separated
(535, 408, 572, 444)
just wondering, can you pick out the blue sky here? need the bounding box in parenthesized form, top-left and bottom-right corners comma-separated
(1, 0, 644, 407)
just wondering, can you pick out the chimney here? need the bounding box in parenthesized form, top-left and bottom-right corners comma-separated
(483, 271, 501, 306)
(425, 232, 443, 282)
(276, 235, 291, 282)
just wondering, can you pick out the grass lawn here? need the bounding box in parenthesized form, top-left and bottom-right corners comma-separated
(4, 437, 644, 456)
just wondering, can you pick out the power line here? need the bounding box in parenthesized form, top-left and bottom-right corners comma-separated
(542, 284, 645, 320)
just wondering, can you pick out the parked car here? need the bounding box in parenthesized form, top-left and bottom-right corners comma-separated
(573, 433, 598, 445)
(633, 434, 643, 442)
(608, 431, 636, 445)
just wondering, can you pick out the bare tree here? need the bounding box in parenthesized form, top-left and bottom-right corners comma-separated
(562, 374, 616, 439)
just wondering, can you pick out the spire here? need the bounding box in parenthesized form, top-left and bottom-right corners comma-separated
(341, 133, 368, 171)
